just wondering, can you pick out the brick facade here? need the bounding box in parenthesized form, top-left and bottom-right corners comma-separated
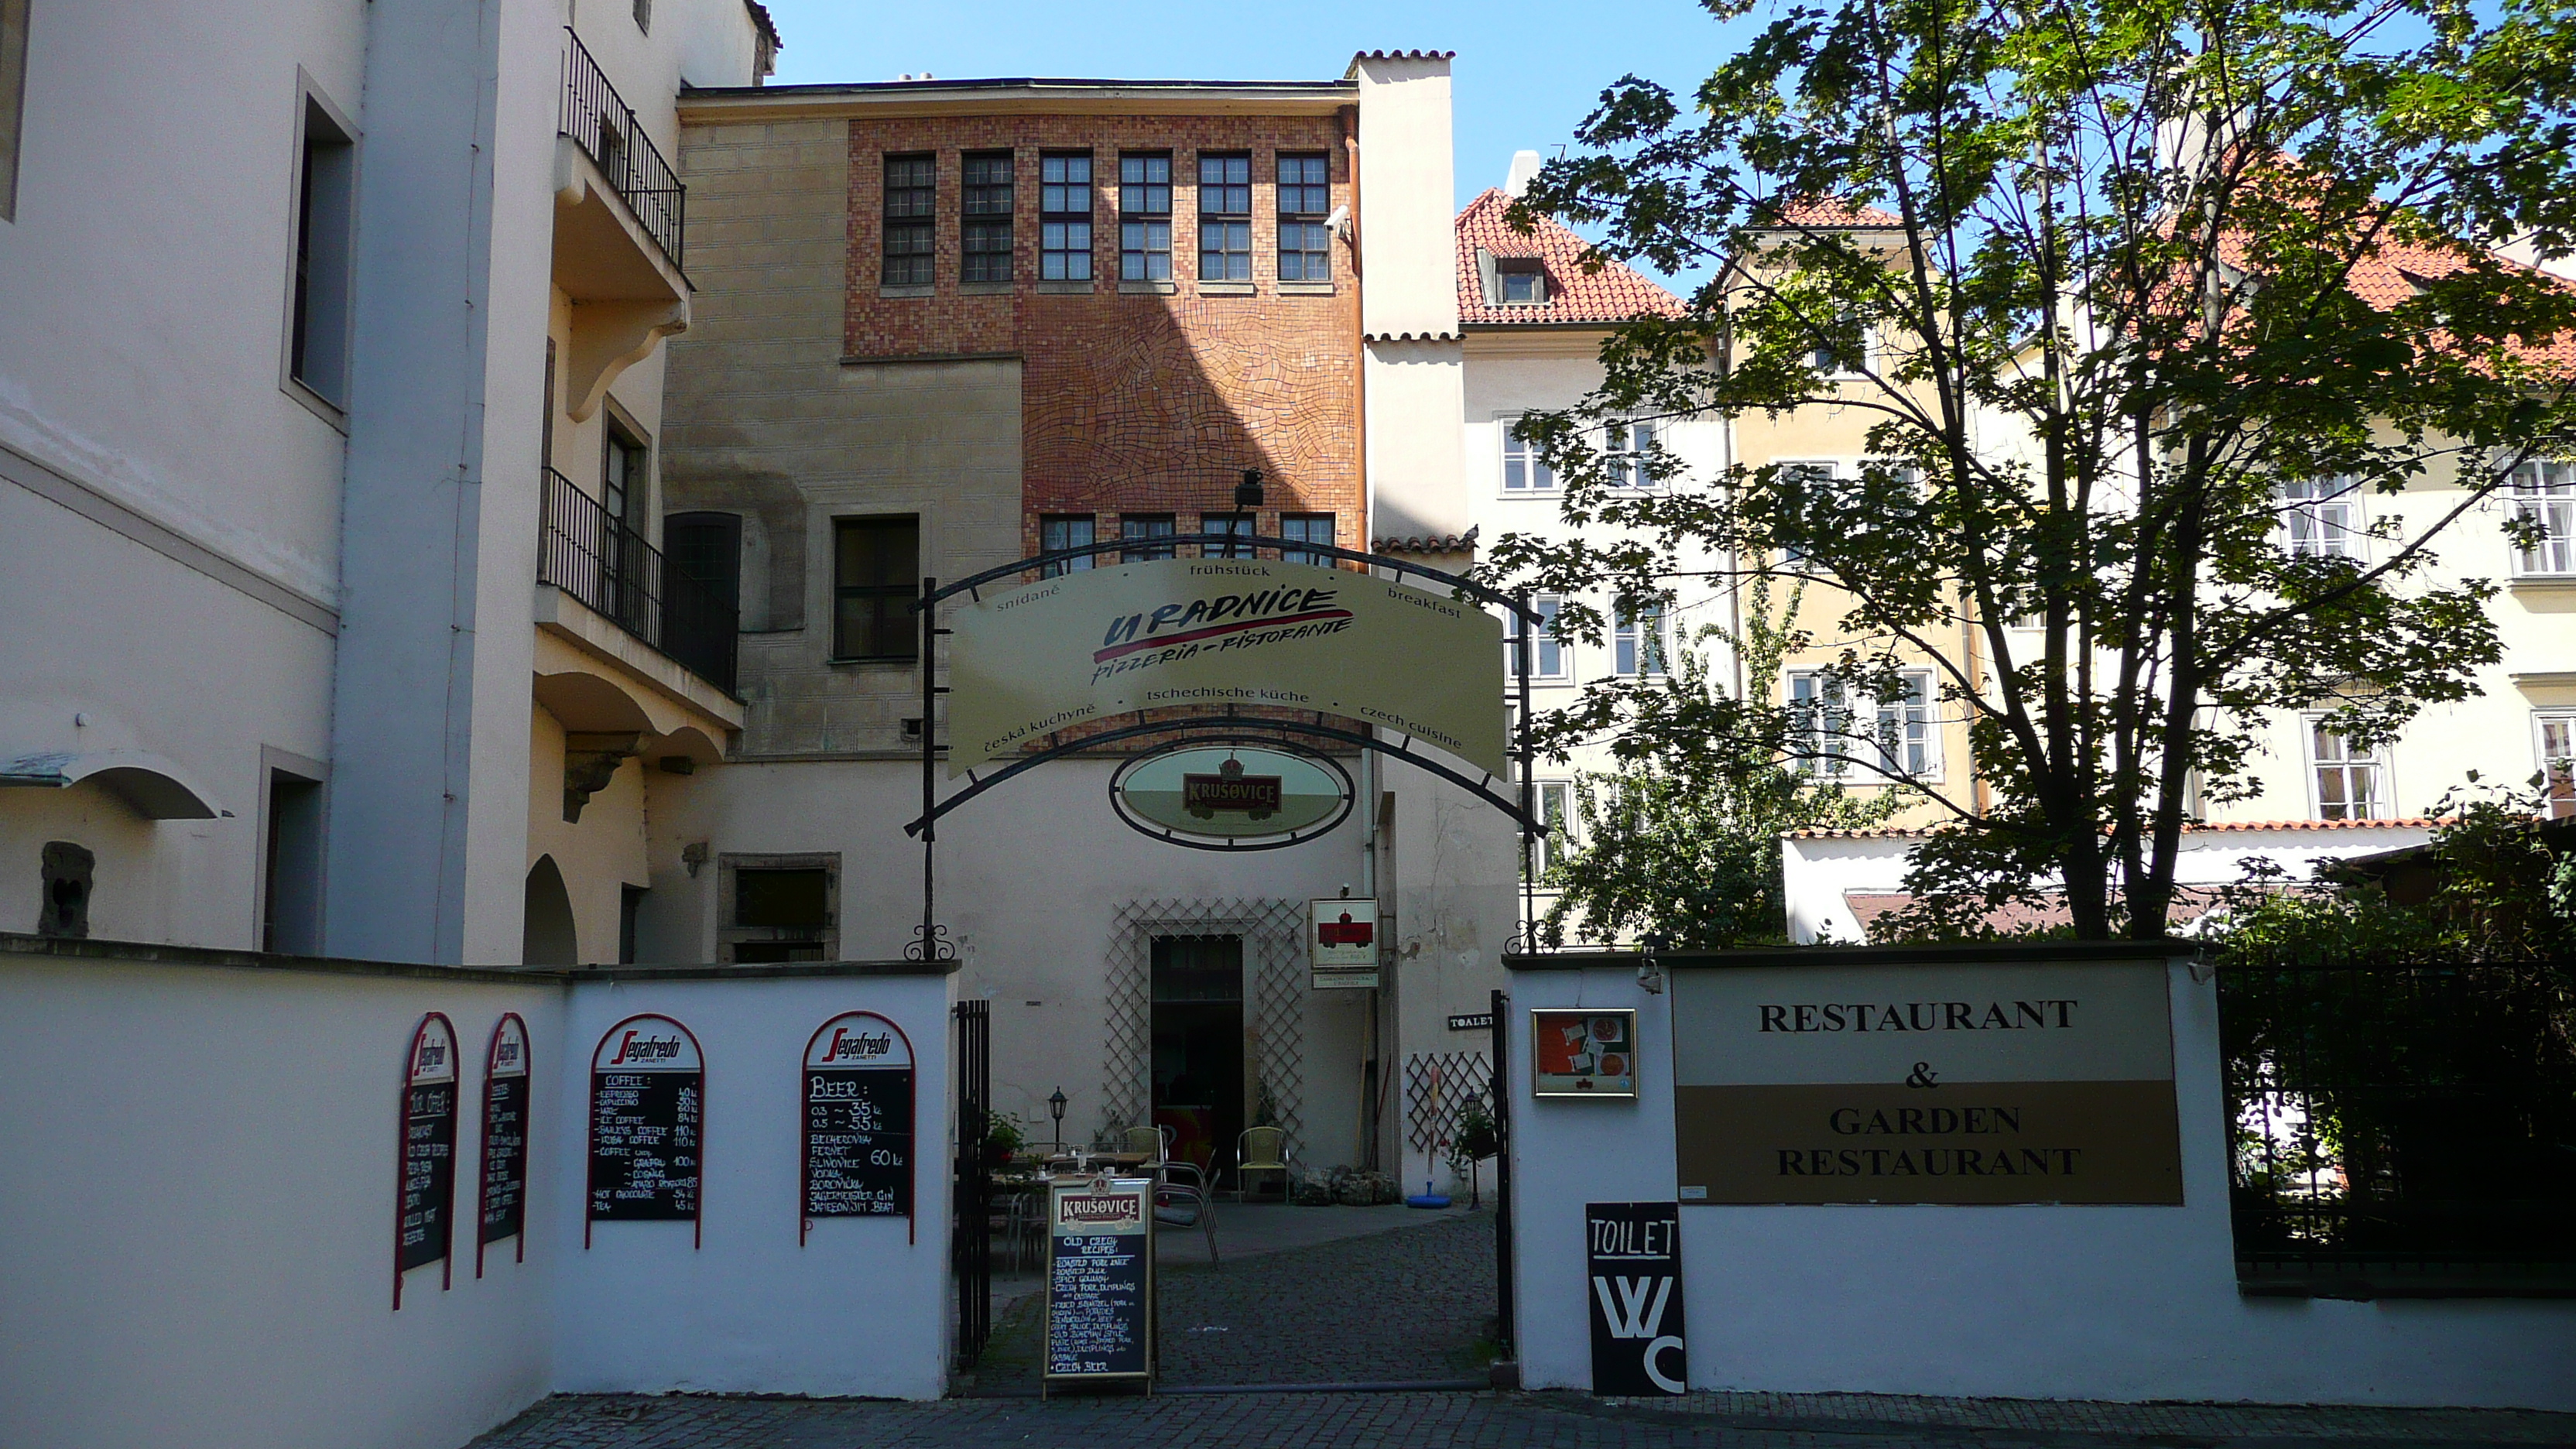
(842, 115, 1363, 559)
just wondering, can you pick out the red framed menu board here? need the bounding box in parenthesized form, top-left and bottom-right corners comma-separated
(393, 1012, 460, 1308)
(477, 1012, 532, 1275)
(587, 1013, 704, 1249)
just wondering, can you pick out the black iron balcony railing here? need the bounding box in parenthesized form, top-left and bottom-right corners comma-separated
(539, 468, 738, 696)
(560, 28, 685, 270)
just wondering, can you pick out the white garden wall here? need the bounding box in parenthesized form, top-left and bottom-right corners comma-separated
(0, 937, 958, 1449)
(1506, 951, 2576, 1410)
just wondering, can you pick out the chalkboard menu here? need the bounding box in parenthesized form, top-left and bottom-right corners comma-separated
(587, 1013, 704, 1249)
(477, 1012, 531, 1273)
(393, 1013, 459, 1309)
(801, 1012, 915, 1242)
(1045, 1177, 1154, 1389)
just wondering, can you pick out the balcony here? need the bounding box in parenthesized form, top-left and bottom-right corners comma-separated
(553, 28, 690, 427)
(560, 29, 684, 271)
(539, 468, 739, 696)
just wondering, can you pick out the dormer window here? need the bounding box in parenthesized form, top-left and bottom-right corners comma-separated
(1497, 261, 1547, 305)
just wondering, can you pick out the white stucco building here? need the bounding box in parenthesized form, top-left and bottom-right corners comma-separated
(0, 0, 776, 962)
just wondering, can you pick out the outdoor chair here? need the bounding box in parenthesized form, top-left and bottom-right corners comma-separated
(1122, 1124, 1218, 1266)
(1234, 1125, 1290, 1203)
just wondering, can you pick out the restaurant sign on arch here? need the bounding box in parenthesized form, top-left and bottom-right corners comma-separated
(1109, 742, 1352, 849)
(945, 557, 1506, 778)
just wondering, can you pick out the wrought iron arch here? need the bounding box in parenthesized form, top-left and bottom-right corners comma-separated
(902, 535, 1546, 963)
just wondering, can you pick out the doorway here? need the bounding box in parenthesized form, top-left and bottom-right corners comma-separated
(1150, 934, 1244, 1187)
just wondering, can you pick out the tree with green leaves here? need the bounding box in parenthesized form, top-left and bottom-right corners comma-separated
(1536, 581, 1903, 948)
(1491, 0, 2576, 939)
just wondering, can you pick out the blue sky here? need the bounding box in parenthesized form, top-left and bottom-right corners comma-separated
(756, 0, 1758, 214)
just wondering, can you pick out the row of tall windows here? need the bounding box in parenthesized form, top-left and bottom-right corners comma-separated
(1501, 419, 1660, 493)
(1502, 598, 1668, 681)
(882, 149, 1335, 288)
(1036, 512, 1338, 576)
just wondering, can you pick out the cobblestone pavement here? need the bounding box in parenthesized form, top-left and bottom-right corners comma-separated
(469, 1389, 2576, 1449)
(969, 1206, 1499, 1393)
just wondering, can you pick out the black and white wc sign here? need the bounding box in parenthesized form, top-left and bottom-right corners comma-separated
(1585, 1201, 1687, 1396)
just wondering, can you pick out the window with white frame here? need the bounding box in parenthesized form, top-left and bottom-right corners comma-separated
(1614, 599, 1667, 677)
(1790, 668, 1934, 777)
(1776, 461, 1838, 567)
(1605, 420, 1657, 489)
(2307, 721, 2389, 820)
(2280, 475, 2363, 558)
(1505, 597, 1569, 681)
(1809, 309, 1871, 377)
(1502, 420, 1556, 493)
(2537, 711, 2575, 820)
(1528, 780, 1574, 879)
(1874, 672, 1937, 776)
(2508, 458, 2575, 577)
(1787, 670, 1852, 775)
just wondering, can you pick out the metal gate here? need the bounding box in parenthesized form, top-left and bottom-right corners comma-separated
(951, 999, 991, 1368)
(1488, 988, 1513, 1356)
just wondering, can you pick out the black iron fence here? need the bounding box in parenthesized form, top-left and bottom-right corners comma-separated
(2220, 961, 2576, 1297)
(560, 28, 685, 269)
(537, 468, 738, 695)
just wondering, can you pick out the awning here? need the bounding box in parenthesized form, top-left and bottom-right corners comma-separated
(0, 750, 224, 819)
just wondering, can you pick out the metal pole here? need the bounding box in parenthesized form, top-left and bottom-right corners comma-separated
(1489, 986, 1513, 1358)
(1514, 591, 1536, 948)
(920, 575, 937, 957)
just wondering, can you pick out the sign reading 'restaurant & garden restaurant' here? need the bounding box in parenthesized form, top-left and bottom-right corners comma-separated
(1671, 961, 2182, 1204)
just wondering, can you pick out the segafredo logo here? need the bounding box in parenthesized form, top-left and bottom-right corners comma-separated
(594, 1016, 697, 1071)
(1058, 1191, 1146, 1230)
(808, 1012, 912, 1070)
(609, 1032, 684, 1064)
(1091, 572, 1353, 683)
(824, 1027, 894, 1062)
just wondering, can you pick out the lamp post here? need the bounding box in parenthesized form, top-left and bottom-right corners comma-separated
(1226, 468, 1262, 558)
(1048, 1088, 1067, 1153)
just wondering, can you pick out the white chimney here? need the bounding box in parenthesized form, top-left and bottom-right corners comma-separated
(1504, 149, 1544, 200)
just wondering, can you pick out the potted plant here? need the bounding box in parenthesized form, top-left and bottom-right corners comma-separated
(983, 1112, 1026, 1170)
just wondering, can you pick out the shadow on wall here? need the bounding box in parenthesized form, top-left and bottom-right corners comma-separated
(524, 855, 578, 965)
(1018, 292, 1341, 522)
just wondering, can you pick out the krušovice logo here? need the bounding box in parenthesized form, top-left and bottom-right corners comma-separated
(1060, 1193, 1145, 1228)
(1183, 757, 1282, 820)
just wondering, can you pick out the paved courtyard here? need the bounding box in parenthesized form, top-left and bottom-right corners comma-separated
(970, 1204, 1500, 1392)
(469, 1210, 2576, 1448)
(470, 1389, 2576, 1448)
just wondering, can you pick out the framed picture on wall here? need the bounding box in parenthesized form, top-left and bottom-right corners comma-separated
(1531, 1009, 1639, 1099)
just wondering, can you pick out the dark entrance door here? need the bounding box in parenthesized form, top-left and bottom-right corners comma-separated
(1149, 935, 1244, 1188)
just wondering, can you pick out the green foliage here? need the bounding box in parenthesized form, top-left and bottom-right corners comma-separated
(1491, 0, 2576, 939)
(1537, 582, 1903, 948)
(2211, 776, 2576, 964)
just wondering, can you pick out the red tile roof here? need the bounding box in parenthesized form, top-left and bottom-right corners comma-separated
(1768, 197, 1905, 228)
(1790, 818, 2435, 841)
(1456, 189, 1686, 326)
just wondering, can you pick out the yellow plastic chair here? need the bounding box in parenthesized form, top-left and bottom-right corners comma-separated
(1235, 1125, 1290, 1203)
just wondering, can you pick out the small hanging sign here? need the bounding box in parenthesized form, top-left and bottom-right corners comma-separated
(587, 1014, 704, 1249)
(801, 1012, 916, 1243)
(477, 1012, 532, 1274)
(1309, 896, 1379, 990)
(393, 1012, 459, 1309)
(1045, 1176, 1156, 1392)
